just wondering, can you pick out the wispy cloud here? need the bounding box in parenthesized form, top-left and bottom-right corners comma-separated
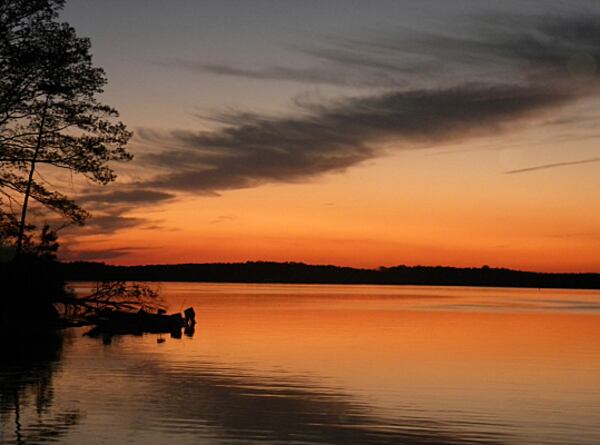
(177, 61, 406, 88)
(506, 157, 600, 174)
(137, 13, 600, 196)
(79, 189, 176, 205)
(66, 188, 176, 237)
(137, 83, 574, 194)
(168, 14, 600, 88)
(209, 214, 236, 224)
(77, 213, 150, 234)
(60, 246, 153, 261)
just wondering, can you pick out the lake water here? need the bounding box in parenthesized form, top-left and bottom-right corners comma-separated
(2, 283, 600, 444)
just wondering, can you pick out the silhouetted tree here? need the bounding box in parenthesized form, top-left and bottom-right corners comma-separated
(0, 0, 132, 254)
(0, 1, 140, 331)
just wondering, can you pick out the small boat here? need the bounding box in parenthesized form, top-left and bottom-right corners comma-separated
(84, 307, 196, 338)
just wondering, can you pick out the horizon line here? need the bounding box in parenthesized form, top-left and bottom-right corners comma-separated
(59, 259, 600, 276)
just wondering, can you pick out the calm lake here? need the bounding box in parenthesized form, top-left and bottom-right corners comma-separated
(2, 283, 600, 444)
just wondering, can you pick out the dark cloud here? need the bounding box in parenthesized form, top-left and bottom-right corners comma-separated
(137, 13, 600, 196)
(59, 212, 162, 258)
(82, 214, 149, 234)
(138, 83, 573, 194)
(79, 189, 175, 205)
(60, 247, 143, 261)
(506, 157, 600, 174)
(66, 189, 175, 237)
(359, 14, 600, 86)
(169, 15, 600, 87)
(68, 207, 160, 235)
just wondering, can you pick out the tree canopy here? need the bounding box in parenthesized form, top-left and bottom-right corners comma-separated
(0, 0, 132, 254)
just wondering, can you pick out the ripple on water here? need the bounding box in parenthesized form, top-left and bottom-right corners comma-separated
(2, 284, 600, 444)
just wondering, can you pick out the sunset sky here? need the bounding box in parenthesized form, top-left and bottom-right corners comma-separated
(54, 0, 600, 272)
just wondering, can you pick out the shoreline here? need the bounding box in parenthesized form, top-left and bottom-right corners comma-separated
(60, 261, 600, 290)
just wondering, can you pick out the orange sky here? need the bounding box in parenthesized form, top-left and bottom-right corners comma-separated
(54, 1, 600, 272)
(66, 129, 600, 272)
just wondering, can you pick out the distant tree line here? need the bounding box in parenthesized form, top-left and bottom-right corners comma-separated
(59, 261, 600, 289)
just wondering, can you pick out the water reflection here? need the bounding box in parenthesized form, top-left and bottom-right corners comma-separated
(77, 317, 508, 444)
(2, 284, 600, 444)
(137, 360, 508, 444)
(0, 333, 81, 444)
(74, 323, 508, 444)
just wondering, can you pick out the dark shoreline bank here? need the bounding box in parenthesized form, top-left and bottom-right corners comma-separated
(60, 261, 600, 290)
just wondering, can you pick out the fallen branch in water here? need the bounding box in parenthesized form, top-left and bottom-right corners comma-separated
(57, 281, 165, 319)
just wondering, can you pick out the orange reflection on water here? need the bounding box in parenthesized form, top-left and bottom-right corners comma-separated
(60, 283, 600, 444)
(143, 285, 600, 398)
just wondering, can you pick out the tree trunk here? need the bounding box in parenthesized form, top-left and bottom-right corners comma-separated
(15, 96, 50, 255)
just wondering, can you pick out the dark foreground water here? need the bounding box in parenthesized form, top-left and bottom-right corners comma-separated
(2, 284, 600, 444)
